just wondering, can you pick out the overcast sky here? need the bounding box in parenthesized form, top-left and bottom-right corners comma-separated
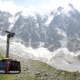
(0, 0, 80, 15)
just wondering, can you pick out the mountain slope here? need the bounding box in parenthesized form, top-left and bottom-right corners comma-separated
(0, 58, 80, 80)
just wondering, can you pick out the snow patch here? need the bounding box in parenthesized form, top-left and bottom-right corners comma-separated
(0, 35, 52, 62)
(56, 28, 66, 37)
(45, 14, 53, 26)
(8, 15, 19, 31)
(50, 48, 80, 72)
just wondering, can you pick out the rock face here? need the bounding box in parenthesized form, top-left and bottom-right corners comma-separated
(0, 3, 80, 52)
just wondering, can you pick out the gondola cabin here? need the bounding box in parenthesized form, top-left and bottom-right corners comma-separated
(0, 58, 21, 74)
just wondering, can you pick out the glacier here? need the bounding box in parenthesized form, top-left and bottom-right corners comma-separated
(0, 35, 80, 72)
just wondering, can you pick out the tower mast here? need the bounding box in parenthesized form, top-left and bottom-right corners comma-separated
(5, 31, 15, 58)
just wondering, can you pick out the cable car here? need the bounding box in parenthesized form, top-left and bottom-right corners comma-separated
(0, 31, 21, 74)
(0, 59, 21, 74)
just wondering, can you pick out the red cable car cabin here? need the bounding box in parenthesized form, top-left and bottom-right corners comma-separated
(0, 59, 21, 74)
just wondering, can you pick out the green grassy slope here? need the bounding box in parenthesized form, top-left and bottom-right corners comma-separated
(0, 51, 4, 59)
(0, 53, 80, 80)
(25, 60, 80, 80)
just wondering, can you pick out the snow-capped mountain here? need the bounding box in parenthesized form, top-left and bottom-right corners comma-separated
(10, 3, 80, 52)
(0, 3, 80, 72)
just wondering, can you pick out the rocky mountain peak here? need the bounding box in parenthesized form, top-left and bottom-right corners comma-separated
(0, 4, 80, 53)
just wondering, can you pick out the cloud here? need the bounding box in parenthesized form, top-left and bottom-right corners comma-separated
(40, 0, 80, 12)
(0, 0, 80, 15)
(0, 1, 20, 14)
(0, 0, 38, 15)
